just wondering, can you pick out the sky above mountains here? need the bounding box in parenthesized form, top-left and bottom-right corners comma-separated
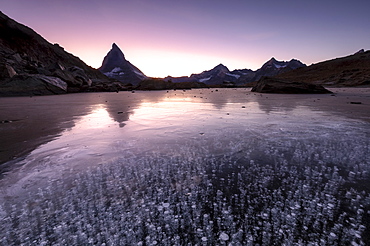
(2, 0, 369, 77)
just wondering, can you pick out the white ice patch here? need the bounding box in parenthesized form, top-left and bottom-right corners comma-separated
(226, 73, 240, 79)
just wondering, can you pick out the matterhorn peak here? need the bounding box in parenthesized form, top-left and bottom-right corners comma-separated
(99, 43, 127, 72)
(111, 43, 124, 54)
(98, 43, 146, 85)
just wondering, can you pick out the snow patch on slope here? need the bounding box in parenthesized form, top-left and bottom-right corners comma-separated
(104, 67, 124, 77)
(274, 64, 287, 69)
(199, 76, 212, 82)
(133, 69, 146, 79)
(226, 73, 240, 79)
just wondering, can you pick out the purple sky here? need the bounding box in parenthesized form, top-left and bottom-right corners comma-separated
(2, 0, 369, 77)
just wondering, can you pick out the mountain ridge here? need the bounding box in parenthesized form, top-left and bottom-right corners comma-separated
(163, 58, 306, 86)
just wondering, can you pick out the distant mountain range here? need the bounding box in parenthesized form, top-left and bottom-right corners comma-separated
(97, 41, 307, 86)
(162, 58, 306, 86)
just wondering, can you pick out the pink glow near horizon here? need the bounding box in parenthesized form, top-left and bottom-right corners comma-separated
(2, 0, 370, 77)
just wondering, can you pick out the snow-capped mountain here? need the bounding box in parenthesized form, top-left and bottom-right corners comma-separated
(98, 45, 305, 87)
(252, 58, 306, 81)
(164, 64, 232, 85)
(164, 64, 253, 85)
(190, 64, 235, 85)
(99, 43, 146, 85)
(164, 58, 306, 86)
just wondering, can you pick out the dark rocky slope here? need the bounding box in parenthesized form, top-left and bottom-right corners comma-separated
(275, 50, 370, 87)
(0, 11, 122, 96)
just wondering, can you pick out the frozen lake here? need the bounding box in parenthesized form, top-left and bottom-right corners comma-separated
(0, 88, 369, 245)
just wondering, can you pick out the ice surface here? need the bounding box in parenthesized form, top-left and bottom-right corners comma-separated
(0, 89, 369, 245)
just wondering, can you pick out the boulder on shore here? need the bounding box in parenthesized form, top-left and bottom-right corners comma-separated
(251, 77, 333, 94)
(0, 74, 67, 96)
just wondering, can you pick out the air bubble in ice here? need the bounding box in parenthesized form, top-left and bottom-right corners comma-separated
(219, 232, 229, 241)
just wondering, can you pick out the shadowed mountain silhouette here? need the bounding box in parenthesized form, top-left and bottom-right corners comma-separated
(275, 50, 370, 86)
(99, 43, 146, 85)
(0, 11, 121, 96)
